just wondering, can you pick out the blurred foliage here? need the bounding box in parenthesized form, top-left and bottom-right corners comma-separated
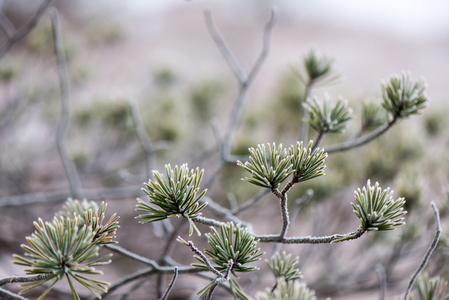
(25, 19, 76, 61)
(424, 109, 447, 138)
(189, 80, 224, 122)
(74, 98, 133, 132)
(153, 67, 178, 88)
(395, 167, 424, 212)
(85, 22, 125, 46)
(268, 72, 305, 135)
(0, 64, 18, 83)
(360, 101, 387, 132)
(415, 273, 449, 300)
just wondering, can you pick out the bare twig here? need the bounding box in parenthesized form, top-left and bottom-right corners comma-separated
(289, 189, 314, 224)
(159, 267, 178, 300)
(193, 215, 228, 228)
(232, 189, 270, 215)
(116, 278, 147, 300)
(129, 100, 170, 178)
(204, 10, 246, 83)
(255, 227, 366, 244)
(50, 8, 82, 198)
(0, 10, 15, 38)
(206, 259, 233, 300)
(300, 81, 313, 142)
(199, 197, 254, 230)
(279, 196, 290, 240)
(0, 273, 53, 286)
(312, 130, 325, 150)
(246, 8, 279, 86)
(0, 0, 53, 59)
(204, 8, 278, 160)
(105, 244, 200, 273)
(0, 185, 141, 207)
(0, 287, 27, 300)
(403, 202, 441, 300)
(177, 237, 222, 277)
(325, 117, 397, 153)
(129, 100, 154, 177)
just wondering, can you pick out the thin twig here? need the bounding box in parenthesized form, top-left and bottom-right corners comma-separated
(159, 267, 178, 300)
(232, 189, 270, 215)
(0, 287, 28, 300)
(105, 244, 200, 273)
(177, 237, 223, 277)
(204, 8, 278, 160)
(0, 10, 16, 38)
(403, 202, 441, 300)
(289, 189, 314, 225)
(312, 130, 325, 150)
(156, 220, 184, 297)
(198, 197, 254, 230)
(204, 10, 246, 83)
(0, 0, 53, 59)
(129, 100, 164, 178)
(50, 8, 82, 198)
(246, 7, 279, 86)
(206, 259, 233, 300)
(300, 80, 314, 142)
(210, 117, 223, 152)
(325, 117, 397, 153)
(0, 273, 53, 286)
(116, 278, 147, 300)
(193, 215, 228, 228)
(0, 185, 141, 207)
(89, 267, 154, 300)
(117, 278, 148, 300)
(255, 227, 366, 244)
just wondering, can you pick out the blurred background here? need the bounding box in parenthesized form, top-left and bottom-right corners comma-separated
(1, 0, 449, 299)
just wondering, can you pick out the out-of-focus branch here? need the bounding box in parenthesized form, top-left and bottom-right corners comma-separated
(0, 185, 141, 207)
(376, 264, 386, 300)
(129, 100, 154, 178)
(202, 8, 278, 220)
(116, 278, 147, 300)
(105, 244, 200, 273)
(204, 10, 246, 83)
(50, 8, 82, 198)
(204, 8, 278, 161)
(0, 287, 27, 300)
(231, 189, 270, 215)
(129, 101, 170, 178)
(403, 202, 441, 300)
(0, 0, 53, 59)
